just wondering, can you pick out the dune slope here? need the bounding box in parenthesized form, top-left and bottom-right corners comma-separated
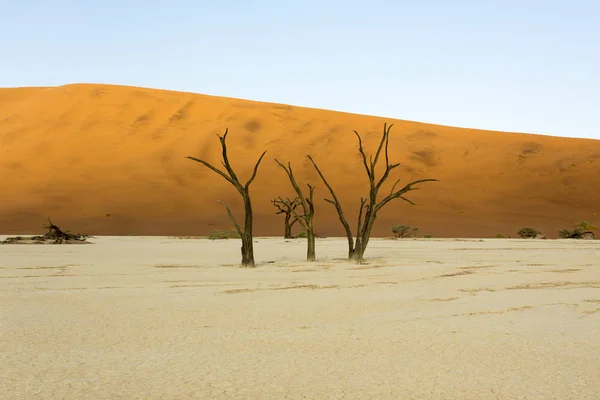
(1, 83, 599, 237)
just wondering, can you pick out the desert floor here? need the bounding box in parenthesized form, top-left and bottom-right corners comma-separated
(1, 236, 599, 399)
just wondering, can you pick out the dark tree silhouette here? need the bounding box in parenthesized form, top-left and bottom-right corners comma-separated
(308, 123, 438, 263)
(272, 197, 300, 239)
(275, 160, 317, 261)
(186, 128, 266, 267)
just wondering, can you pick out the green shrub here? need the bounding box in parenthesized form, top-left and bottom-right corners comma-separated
(392, 224, 419, 238)
(295, 231, 307, 238)
(574, 221, 597, 230)
(496, 233, 505, 238)
(209, 229, 240, 240)
(558, 227, 595, 239)
(517, 227, 540, 239)
(423, 234, 433, 238)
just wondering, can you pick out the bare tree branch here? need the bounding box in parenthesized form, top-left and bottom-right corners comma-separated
(399, 196, 416, 206)
(185, 156, 235, 186)
(375, 162, 400, 192)
(307, 155, 344, 208)
(272, 197, 299, 212)
(306, 184, 315, 210)
(383, 123, 392, 170)
(272, 197, 294, 213)
(272, 204, 286, 215)
(245, 151, 267, 189)
(389, 178, 401, 196)
(374, 124, 401, 191)
(307, 154, 355, 256)
(274, 159, 308, 214)
(354, 131, 372, 180)
(272, 197, 300, 238)
(218, 129, 241, 185)
(371, 122, 391, 170)
(217, 200, 243, 237)
(281, 197, 307, 229)
(374, 178, 438, 213)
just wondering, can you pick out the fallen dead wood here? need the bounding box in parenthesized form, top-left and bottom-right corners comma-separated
(1, 218, 92, 244)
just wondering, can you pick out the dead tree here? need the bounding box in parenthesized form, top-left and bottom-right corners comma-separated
(275, 160, 317, 261)
(272, 197, 300, 239)
(186, 128, 266, 267)
(308, 123, 438, 263)
(1, 218, 90, 244)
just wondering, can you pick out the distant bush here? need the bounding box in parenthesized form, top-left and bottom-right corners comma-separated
(295, 231, 307, 238)
(517, 227, 541, 239)
(496, 233, 505, 238)
(423, 234, 433, 239)
(392, 224, 419, 238)
(209, 229, 240, 240)
(574, 221, 597, 230)
(558, 228, 595, 240)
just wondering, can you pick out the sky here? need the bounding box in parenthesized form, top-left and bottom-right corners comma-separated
(1, 0, 599, 139)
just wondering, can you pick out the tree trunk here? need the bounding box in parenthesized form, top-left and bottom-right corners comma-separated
(361, 216, 376, 259)
(306, 219, 316, 261)
(241, 193, 256, 267)
(352, 211, 376, 263)
(351, 243, 364, 263)
(351, 232, 370, 264)
(241, 231, 254, 267)
(352, 234, 369, 263)
(346, 246, 355, 260)
(283, 213, 295, 239)
(352, 235, 362, 262)
(306, 232, 316, 261)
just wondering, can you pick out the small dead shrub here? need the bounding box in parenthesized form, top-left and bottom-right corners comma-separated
(392, 224, 419, 238)
(517, 227, 542, 239)
(208, 229, 240, 240)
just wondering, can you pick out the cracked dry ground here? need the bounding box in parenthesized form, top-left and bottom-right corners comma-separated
(1, 237, 599, 399)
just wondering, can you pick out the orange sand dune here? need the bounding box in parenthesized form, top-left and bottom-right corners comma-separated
(1, 83, 599, 238)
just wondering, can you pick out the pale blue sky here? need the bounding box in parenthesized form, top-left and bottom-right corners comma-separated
(1, 0, 599, 139)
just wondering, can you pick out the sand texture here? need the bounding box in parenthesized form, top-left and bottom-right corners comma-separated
(1, 83, 600, 238)
(1, 237, 599, 399)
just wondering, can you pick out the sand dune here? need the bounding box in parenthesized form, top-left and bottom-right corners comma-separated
(1, 83, 599, 237)
(2, 237, 599, 399)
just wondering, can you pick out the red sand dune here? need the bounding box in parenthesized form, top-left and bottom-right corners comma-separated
(1, 83, 599, 238)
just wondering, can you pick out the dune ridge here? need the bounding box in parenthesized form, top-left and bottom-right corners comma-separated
(1, 83, 599, 237)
